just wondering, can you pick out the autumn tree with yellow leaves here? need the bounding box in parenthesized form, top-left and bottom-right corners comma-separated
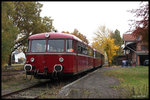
(92, 26, 119, 66)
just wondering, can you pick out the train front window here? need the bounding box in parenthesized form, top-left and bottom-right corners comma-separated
(66, 40, 74, 52)
(31, 40, 46, 52)
(48, 39, 64, 52)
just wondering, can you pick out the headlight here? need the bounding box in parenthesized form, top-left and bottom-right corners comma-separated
(30, 57, 34, 62)
(59, 57, 64, 62)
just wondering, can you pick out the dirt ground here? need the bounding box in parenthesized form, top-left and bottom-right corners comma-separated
(57, 67, 128, 98)
(2, 66, 129, 98)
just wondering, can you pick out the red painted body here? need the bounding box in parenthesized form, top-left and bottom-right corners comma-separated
(94, 58, 101, 67)
(24, 32, 104, 79)
(26, 54, 75, 73)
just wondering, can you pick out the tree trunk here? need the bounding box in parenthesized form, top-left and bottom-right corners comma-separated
(8, 54, 12, 66)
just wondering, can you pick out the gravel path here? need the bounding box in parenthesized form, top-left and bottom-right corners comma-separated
(57, 67, 127, 98)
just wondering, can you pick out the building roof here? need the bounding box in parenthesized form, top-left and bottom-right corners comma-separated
(123, 42, 136, 50)
(123, 34, 136, 41)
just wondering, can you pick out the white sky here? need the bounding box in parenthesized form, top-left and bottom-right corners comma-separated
(39, 1, 146, 44)
(17, 1, 148, 59)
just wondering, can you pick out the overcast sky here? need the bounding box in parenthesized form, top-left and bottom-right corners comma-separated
(17, 1, 148, 58)
(39, 1, 146, 44)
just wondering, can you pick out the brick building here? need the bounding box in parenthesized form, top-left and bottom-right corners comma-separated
(123, 34, 149, 66)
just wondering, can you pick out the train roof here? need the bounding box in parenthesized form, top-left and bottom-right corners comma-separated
(28, 32, 82, 42)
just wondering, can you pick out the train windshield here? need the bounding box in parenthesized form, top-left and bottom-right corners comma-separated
(48, 39, 64, 52)
(66, 39, 73, 52)
(31, 40, 46, 52)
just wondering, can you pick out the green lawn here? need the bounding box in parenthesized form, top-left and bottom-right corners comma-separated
(103, 66, 149, 98)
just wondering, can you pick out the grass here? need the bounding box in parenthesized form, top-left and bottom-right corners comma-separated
(103, 66, 149, 98)
(2, 72, 39, 90)
(39, 82, 65, 98)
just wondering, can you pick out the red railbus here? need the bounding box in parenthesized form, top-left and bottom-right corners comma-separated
(24, 32, 104, 79)
(93, 49, 104, 68)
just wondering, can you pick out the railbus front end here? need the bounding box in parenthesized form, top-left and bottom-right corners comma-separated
(24, 33, 78, 79)
(24, 32, 104, 79)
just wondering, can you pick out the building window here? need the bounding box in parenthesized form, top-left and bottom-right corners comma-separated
(136, 36, 140, 41)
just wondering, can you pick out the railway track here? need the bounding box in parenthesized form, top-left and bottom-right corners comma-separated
(2, 80, 51, 99)
(2, 78, 76, 99)
(2, 67, 100, 99)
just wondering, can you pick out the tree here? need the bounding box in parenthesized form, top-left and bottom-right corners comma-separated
(92, 25, 112, 54)
(91, 41, 104, 54)
(39, 16, 55, 33)
(62, 29, 89, 44)
(2, 1, 56, 66)
(128, 2, 149, 48)
(110, 29, 123, 55)
(2, 2, 19, 67)
(92, 26, 119, 66)
(13, 2, 42, 35)
(12, 2, 42, 53)
(13, 2, 56, 53)
(110, 29, 123, 65)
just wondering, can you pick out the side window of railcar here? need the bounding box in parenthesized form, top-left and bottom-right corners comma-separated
(78, 43, 88, 55)
(73, 40, 77, 53)
(66, 39, 74, 52)
(48, 39, 64, 52)
(78, 42, 82, 54)
(80, 43, 85, 54)
(97, 52, 101, 58)
(89, 48, 93, 56)
(95, 51, 99, 58)
(31, 40, 46, 52)
(85, 46, 88, 55)
(82, 44, 88, 55)
(96, 52, 99, 58)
